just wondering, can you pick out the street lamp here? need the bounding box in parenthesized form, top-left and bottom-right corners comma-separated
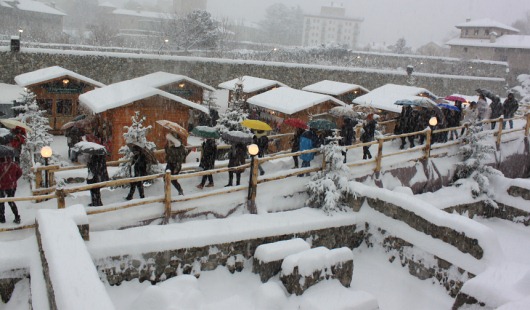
(40, 146, 53, 188)
(429, 116, 438, 127)
(247, 143, 259, 214)
(158, 38, 169, 54)
(18, 28, 23, 40)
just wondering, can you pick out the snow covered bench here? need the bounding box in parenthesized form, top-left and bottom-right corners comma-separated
(280, 246, 354, 296)
(36, 206, 114, 310)
(253, 238, 311, 282)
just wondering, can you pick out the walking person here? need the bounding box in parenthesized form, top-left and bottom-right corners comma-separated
(298, 128, 320, 177)
(461, 101, 478, 136)
(8, 127, 26, 163)
(341, 117, 357, 163)
(253, 130, 268, 175)
(476, 94, 490, 124)
(0, 155, 22, 224)
(225, 142, 246, 187)
(361, 113, 377, 160)
(196, 138, 217, 189)
(65, 126, 84, 162)
(291, 128, 304, 168)
(126, 144, 148, 200)
(165, 133, 187, 195)
(489, 95, 503, 129)
(503, 93, 519, 129)
(86, 149, 109, 207)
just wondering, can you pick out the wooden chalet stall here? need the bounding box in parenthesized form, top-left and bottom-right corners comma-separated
(218, 76, 287, 108)
(302, 80, 369, 103)
(352, 83, 438, 134)
(79, 78, 209, 161)
(247, 87, 347, 151)
(14, 66, 105, 134)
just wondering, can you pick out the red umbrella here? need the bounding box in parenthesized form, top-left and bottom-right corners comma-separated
(283, 118, 308, 129)
(444, 95, 467, 102)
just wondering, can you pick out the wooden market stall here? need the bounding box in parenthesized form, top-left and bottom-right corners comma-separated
(302, 80, 369, 103)
(14, 66, 105, 133)
(218, 76, 287, 108)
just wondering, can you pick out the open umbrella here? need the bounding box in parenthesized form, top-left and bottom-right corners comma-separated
(476, 88, 495, 100)
(156, 120, 189, 140)
(222, 131, 254, 144)
(0, 145, 15, 158)
(71, 141, 107, 156)
(127, 142, 158, 164)
(444, 95, 467, 103)
(0, 119, 32, 133)
(191, 126, 220, 139)
(240, 119, 272, 131)
(61, 115, 92, 131)
(437, 103, 460, 111)
(329, 106, 359, 119)
(394, 98, 437, 109)
(283, 118, 308, 129)
(308, 119, 336, 130)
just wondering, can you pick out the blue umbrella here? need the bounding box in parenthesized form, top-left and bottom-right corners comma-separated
(437, 103, 460, 111)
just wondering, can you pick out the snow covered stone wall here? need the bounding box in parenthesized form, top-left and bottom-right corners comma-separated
(0, 50, 506, 96)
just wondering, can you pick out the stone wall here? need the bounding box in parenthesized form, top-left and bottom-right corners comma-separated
(0, 50, 506, 97)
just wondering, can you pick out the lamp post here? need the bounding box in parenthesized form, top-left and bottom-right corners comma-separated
(40, 146, 53, 188)
(18, 28, 23, 41)
(247, 143, 259, 214)
(158, 38, 169, 54)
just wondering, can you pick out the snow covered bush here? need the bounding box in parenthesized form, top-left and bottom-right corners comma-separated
(511, 73, 530, 106)
(13, 90, 53, 179)
(112, 111, 161, 180)
(306, 139, 355, 214)
(453, 125, 501, 202)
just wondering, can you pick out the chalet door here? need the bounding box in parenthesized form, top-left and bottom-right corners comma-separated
(54, 98, 75, 132)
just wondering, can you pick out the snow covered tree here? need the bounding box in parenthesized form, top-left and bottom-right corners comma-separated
(167, 10, 221, 51)
(512, 73, 530, 105)
(215, 80, 250, 136)
(13, 90, 53, 179)
(306, 133, 355, 214)
(112, 111, 160, 180)
(453, 125, 501, 202)
(259, 3, 303, 46)
(389, 37, 413, 54)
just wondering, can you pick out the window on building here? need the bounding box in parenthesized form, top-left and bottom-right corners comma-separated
(464, 47, 468, 53)
(56, 99, 72, 115)
(37, 99, 53, 115)
(485, 29, 490, 35)
(474, 29, 479, 36)
(464, 29, 468, 36)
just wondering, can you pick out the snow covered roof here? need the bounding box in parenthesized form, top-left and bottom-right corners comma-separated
(131, 72, 216, 92)
(302, 80, 370, 96)
(446, 35, 530, 50)
(14, 66, 105, 88)
(112, 8, 171, 20)
(79, 79, 209, 114)
(455, 18, 520, 33)
(247, 87, 346, 115)
(218, 76, 287, 93)
(0, 83, 24, 104)
(352, 84, 437, 113)
(98, 2, 116, 8)
(0, 0, 66, 16)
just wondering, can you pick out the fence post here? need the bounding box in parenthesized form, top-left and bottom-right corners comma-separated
(35, 167, 42, 189)
(56, 188, 65, 209)
(164, 170, 172, 222)
(424, 129, 432, 159)
(321, 149, 327, 171)
(496, 117, 504, 150)
(525, 113, 530, 136)
(374, 139, 384, 173)
(247, 155, 259, 214)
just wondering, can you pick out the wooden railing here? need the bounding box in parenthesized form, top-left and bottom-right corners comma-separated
(1, 114, 528, 233)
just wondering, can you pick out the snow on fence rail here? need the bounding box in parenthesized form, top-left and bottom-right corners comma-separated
(0, 114, 528, 233)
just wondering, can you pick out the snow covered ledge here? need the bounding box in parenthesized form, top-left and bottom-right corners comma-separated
(35, 207, 114, 310)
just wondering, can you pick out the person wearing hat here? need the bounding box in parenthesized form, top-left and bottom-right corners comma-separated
(360, 113, 377, 160)
(502, 93, 519, 129)
(126, 144, 148, 200)
(0, 155, 22, 224)
(86, 149, 109, 207)
(165, 133, 187, 195)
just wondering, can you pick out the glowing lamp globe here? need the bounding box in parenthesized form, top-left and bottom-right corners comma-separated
(247, 144, 259, 156)
(40, 146, 53, 158)
(429, 117, 438, 127)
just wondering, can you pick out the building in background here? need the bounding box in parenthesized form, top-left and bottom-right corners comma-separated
(302, 4, 362, 49)
(174, 0, 207, 15)
(446, 18, 530, 77)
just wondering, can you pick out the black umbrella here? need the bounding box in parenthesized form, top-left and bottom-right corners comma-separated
(127, 142, 158, 164)
(221, 131, 253, 144)
(0, 145, 15, 158)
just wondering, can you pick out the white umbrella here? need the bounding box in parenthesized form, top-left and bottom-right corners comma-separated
(0, 118, 32, 133)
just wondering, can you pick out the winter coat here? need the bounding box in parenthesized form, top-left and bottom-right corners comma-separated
(199, 139, 217, 170)
(253, 135, 269, 158)
(165, 143, 187, 175)
(462, 106, 479, 125)
(341, 118, 357, 146)
(360, 120, 377, 143)
(228, 143, 246, 172)
(503, 97, 519, 118)
(65, 126, 84, 148)
(398, 106, 414, 134)
(291, 128, 304, 152)
(489, 97, 503, 119)
(476, 98, 490, 121)
(0, 157, 22, 190)
(299, 130, 320, 162)
(86, 154, 109, 184)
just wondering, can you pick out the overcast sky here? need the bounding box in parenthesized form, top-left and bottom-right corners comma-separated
(207, 0, 529, 48)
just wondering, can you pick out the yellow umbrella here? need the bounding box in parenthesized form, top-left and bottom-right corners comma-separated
(240, 119, 272, 131)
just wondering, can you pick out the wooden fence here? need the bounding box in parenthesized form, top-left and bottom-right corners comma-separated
(1, 114, 528, 233)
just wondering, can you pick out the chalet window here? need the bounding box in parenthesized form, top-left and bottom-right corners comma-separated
(56, 99, 73, 115)
(464, 29, 468, 36)
(474, 29, 479, 36)
(485, 29, 490, 35)
(37, 99, 52, 115)
(464, 47, 468, 53)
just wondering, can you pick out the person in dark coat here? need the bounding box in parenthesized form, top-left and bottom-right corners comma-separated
(291, 127, 305, 168)
(503, 93, 519, 129)
(165, 133, 187, 195)
(361, 113, 377, 160)
(489, 95, 503, 129)
(253, 131, 269, 175)
(448, 101, 463, 140)
(398, 106, 415, 149)
(8, 127, 26, 163)
(341, 117, 357, 163)
(126, 145, 148, 200)
(298, 128, 320, 176)
(225, 142, 246, 187)
(0, 156, 22, 224)
(196, 138, 217, 189)
(65, 126, 84, 162)
(86, 151, 109, 207)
